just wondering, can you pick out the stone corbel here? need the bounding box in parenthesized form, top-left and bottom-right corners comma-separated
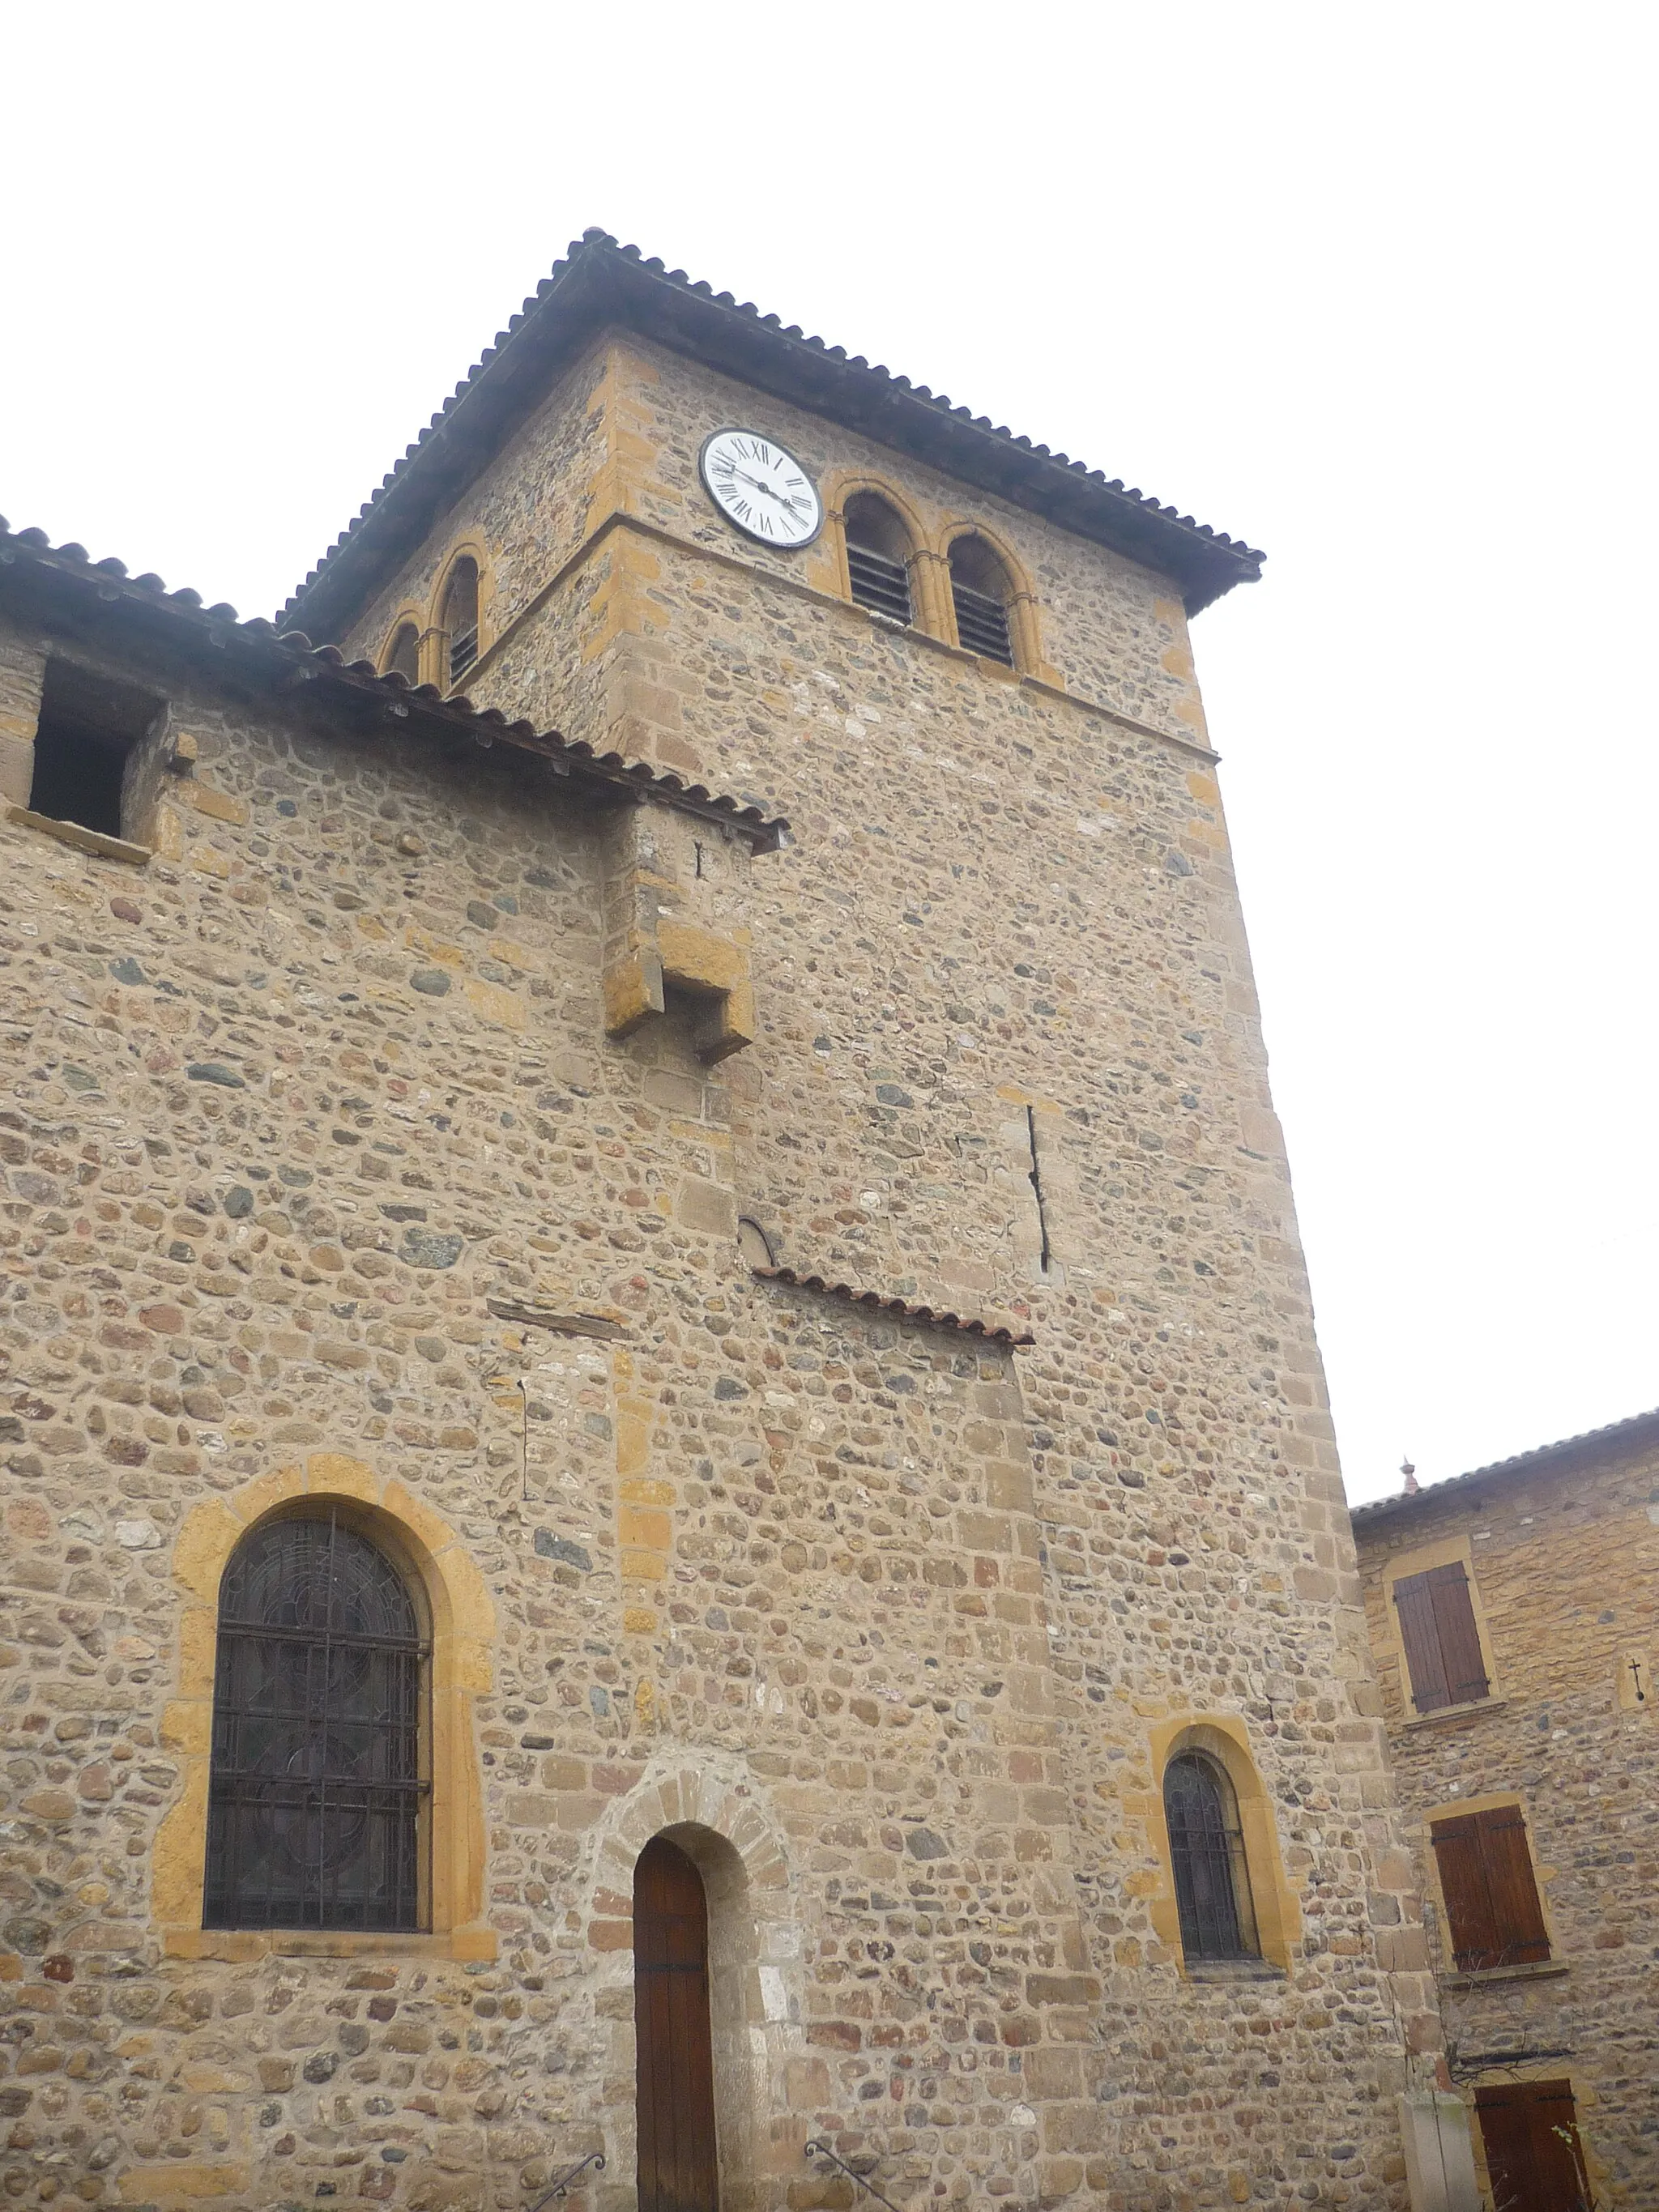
(602, 805, 756, 1062)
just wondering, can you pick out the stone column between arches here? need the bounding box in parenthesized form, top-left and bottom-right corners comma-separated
(586, 1759, 800, 2212)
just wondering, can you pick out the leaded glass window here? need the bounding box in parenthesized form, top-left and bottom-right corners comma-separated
(1165, 1750, 1258, 1962)
(204, 1511, 428, 1931)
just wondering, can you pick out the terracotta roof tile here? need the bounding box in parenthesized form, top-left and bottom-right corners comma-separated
(751, 1264, 1034, 1347)
(285, 229, 1264, 639)
(0, 519, 789, 851)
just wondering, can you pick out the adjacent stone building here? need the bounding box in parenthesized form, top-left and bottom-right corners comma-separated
(3, 230, 1465, 2210)
(1354, 1409, 1659, 2209)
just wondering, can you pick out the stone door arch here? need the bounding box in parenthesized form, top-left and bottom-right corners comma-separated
(587, 1761, 797, 2212)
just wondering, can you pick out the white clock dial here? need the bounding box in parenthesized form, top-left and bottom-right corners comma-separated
(698, 428, 822, 548)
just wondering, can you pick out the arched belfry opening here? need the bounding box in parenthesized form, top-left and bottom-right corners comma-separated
(844, 492, 914, 624)
(948, 534, 1016, 664)
(634, 1835, 720, 2212)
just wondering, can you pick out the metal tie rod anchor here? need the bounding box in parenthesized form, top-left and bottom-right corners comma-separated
(527, 2150, 605, 2211)
(804, 2139, 906, 2212)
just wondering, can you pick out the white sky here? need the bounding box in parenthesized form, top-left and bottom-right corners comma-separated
(5, 4, 1655, 1505)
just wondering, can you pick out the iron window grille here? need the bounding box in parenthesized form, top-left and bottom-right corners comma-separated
(951, 579, 1014, 665)
(1165, 1752, 1258, 1962)
(847, 543, 912, 624)
(203, 1511, 429, 1932)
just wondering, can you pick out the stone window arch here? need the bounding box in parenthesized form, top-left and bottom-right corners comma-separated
(379, 616, 422, 686)
(204, 1507, 427, 1932)
(821, 475, 946, 637)
(429, 544, 489, 692)
(1147, 1716, 1301, 1975)
(156, 1455, 496, 1961)
(945, 528, 1025, 667)
(843, 491, 919, 625)
(1164, 1748, 1258, 1962)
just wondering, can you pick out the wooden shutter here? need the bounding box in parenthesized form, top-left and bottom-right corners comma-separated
(1476, 2082, 1591, 2212)
(1431, 1813, 1496, 1968)
(1393, 1569, 1452, 1711)
(1392, 1561, 1488, 1711)
(1475, 1805, 1550, 1964)
(1431, 1806, 1550, 1971)
(1427, 1563, 1491, 1704)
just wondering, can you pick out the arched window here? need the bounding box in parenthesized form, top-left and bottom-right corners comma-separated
(948, 535, 1015, 666)
(844, 492, 914, 624)
(1164, 1750, 1258, 1962)
(441, 557, 480, 688)
(203, 1510, 428, 1932)
(383, 621, 420, 685)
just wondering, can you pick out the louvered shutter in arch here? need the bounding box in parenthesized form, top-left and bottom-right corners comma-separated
(1427, 1562, 1491, 1704)
(1392, 1569, 1452, 1711)
(386, 624, 420, 685)
(948, 537, 1016, 666)
(442, 559, 480, 688)
(844, 495, 915, 624)
(1430, 1811, 1497, 1969)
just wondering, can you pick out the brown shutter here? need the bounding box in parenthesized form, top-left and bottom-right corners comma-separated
(1426, 1562, 1491, 1705)
(1474, 1805, 1550, 1964)
(1431, 1812, 1498, 1969)
(1476, 2082, 1590, 2212)
(1432, 1807, 1550, 1971)
(1392, 1569, 1452, 1711)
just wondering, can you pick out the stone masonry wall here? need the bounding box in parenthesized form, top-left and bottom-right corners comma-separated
(339, 339, 1440, 2202)
(1355, 1442, 1659, 2206)
(0, 323, 1439, 2212)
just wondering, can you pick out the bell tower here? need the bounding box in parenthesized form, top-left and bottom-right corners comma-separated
(274, 229, 1458, 2210)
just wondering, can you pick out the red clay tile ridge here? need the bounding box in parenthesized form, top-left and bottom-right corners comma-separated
(751, 1264, 1034, 1347)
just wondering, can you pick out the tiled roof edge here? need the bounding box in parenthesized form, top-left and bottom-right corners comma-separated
(284, 228, 1265, 636)
(1351, 1404, 1659, 1526)
(751, 1264, 1034, 1347)
(0, 520, 790, 851)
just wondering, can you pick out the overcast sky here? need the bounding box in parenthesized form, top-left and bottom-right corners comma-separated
(6, 5, 1654, 1504)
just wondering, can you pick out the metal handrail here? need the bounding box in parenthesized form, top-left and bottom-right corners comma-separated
(527, 2150, 605, 2212)
(805, 2139, 906, 2212)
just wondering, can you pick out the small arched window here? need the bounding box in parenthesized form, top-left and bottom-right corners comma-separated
(441, 557, 480, 688)
(204, 1510, 428, 1932)
(384, 621, 420, 685)
(948, 536, 1015, 666)
(844, 493, 913, 625)
(1164, 1750, 1259, 1962)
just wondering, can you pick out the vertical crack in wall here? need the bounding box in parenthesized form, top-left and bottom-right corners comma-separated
(1026, 1104, 1052, 1275)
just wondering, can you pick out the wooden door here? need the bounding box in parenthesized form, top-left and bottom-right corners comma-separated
(634, 1837, 719, 2212)
(1475, 2082, 1592, 2212)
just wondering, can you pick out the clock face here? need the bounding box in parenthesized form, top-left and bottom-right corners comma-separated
(698, 428, 822, 548)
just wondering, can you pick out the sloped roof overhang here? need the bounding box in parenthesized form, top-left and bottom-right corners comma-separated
(0, 520, 789, 850)
(1350, 1404, 1659, 1532)
(284, 230, 1265, 645)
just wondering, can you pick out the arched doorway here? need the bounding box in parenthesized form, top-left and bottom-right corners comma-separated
(634, 1835, 719, 2212)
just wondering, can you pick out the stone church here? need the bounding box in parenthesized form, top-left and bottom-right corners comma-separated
(0, 232, 1473, 2210)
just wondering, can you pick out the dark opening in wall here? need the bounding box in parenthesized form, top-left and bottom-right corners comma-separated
(29, 660, 164, 839)
(844, 494, 913, 624)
